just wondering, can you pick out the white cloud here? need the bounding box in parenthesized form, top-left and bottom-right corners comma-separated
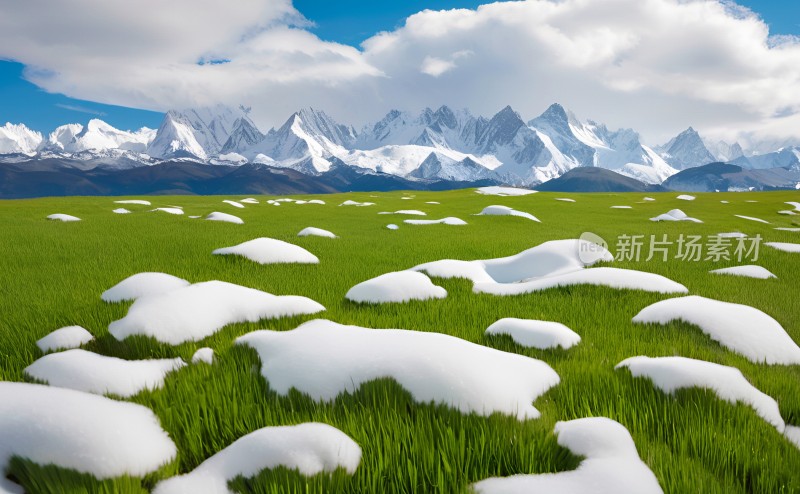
(2, 0, 800, 145)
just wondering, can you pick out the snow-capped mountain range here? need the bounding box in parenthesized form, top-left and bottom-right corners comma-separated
(2, 103, 799, 185)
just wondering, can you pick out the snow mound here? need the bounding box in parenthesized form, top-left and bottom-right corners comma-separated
(426, 201, 440, 204)
(387, 224, 399, 230)
(786, 201, 800, 211)
(486, 318, 580, 350)
(555, 198, 576, 202)
(308, 199, 326, 204)
(25, 349, 185, 398)
(0, 382, 176, 493)
(114, 200, 151, 205)
(109, 280, 325, 345)
(36, 326, 94, 353)
(346, 271, 447, 303)
(677, 195, 696, 201)
(766, 242, 800, 253)
(650, 209, 702, 223)
(774, 228, 800, 232)
(611, 205, 632, 209)
(777, 210, 797, 216)
(787, 426, 800, 449)
(205, 212, 244, 224)
(710, 265, 776, 279)
(617, 356, 785, 430)
(391, 210, 426, 216)
(240, 198, 259, 204)
(152, 208, 183, 215)
(222, 200, 244, 209)
(735, 214, 769, 224)
(643, 197, 656, 201)
(47, 214, 80, 222)
(340, 200, 374, 206)
(633, 295, 800, 364)
(721, 200, 730, 204)
(152, 423, 360, 494)
(716, 232, 747, 238)
(113, 208, 131, 214)
(473, 417, 663, 494)
(475, 186, 537, 196)
(102, 272, 190, 303)
(192, 348, 214, 364)
(298, 227, 337, 238)
(404, 217, 467, 226)
(236, 319, 559, 420)
(213, 238, 319, 264)
(477, 205, 540, 222)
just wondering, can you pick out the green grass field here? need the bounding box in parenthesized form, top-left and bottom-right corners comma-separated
(1, 189, 799, 493)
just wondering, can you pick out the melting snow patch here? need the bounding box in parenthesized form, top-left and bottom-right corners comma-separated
(307, 199, 325, 204)
(222, 200, 244, 209)
(472, 417, 663, 494)
(152, 208, 183, 215)
(677, 195, 696, 201)
(205, 212, 244, 224)
(152, 423, 360, 494)
(617, 356, 785, 431)
(611, 205, 632, 209)
(102, 272, 190, 303)
(114, 200, 151, 205)
(387, 224, 399, 230)
(213, 238, 319, 264)
(298, 227, 337, 238)
(786, 426, 800, 449)
(786, 201, 800, 211)
(0, 382, 176, 493)
(240, 198, 259, 204)
(716, 232, 747, 238)
(346, 271, 446, 303)
(710, 265, 776, 279)
(477, 205, 540, 222)
(391, 210, 426, 216)
(475, 186, 537, 196)
(340, 200, 374, 206)
(735, 214, 769, 224)
(47, 214, 80, 222)
(237, 319, 559, 420)
(774, 228, 800, 232)
(766, 242, 800, 253)
(25, 349, 185, 398)
(555, 198, 575, 202)
(643, 197, 656, 201)
(721, 200, 730, 204)
(404, 217, 467, 226)
(650, 209, 702, 223)
(425, 201, 440, 204)
(36, 326, 94, 353)
(192, 347, 214, 364)
(109, 280, 324, 345)
(777, 210, 796, 216)
(113, 208, 131, 214)
(486, 318, 580, 350)
(633, 295, 800, 364)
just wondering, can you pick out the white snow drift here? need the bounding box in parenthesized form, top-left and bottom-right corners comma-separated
(236, 319, 559, 420)
(716, 232, 747, 238)
(192, 348, 214, 364)
(472, 417, 663, 494)
(152, 423, 361, 494)
(0, 382, 176, 494)
(389, 209, 426, 216)
(102, 272, 190, 302)
(766, 242, 800, 253)
(152, 208, 184, 215)
(477, 205, 540, 222)
(387, 224, 399, 230)
(346, 271, 447, 303)
(222, 200, 245, 209)
(340, 200, 374, 206)
(298, 227, 337, 238)
(555, 198, 576, 202)
(650, 209, 702, 223)
(47, 213, 80, 222)
(205, 211, 244, 224)
(633, 296, 800, 364)
(240, 198, 259, 204)
(735, 214, 769, 224)
(774, 228, 800, 232)
(611, 205, 633, 209)
(113, 208, 131, 214)
(25, 349, 185, 398)
(213, 238, 319, 264)
(404, 217, 467, 226)
(617, 356, 785, 430)
(109, 280, 325, 345)
(475, 186, 537, 196)
(36, 325, 94, 353)
(676, 195, 696, 201)
(709, 265, 776, 279)
(114, 200, 151, 205)
(486, 318, 581, 350)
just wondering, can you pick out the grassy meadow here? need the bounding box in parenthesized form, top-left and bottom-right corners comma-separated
(1, 189, 799, 493)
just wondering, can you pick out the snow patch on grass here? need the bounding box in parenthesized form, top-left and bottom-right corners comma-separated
(109, 281, 324, 345)
(213, 238, 319, 264)
(339, 200, 374, 206)
(112, 208, 131, 214)
(102, 272, 190, 303)
(236, 319, 559, 420)
(477, 205, 540, 222)
(677, 195, 695, 201)
(611, 205, 632, 209)
(716, 232, 747, 238)
(222, 200, 244, 209)
(404, 217, 467, 226)
(151, 208, 183, 215)
(650, 209, 702, 223)
(473, 417, 663, 494)
(36, 326, 94, 353)
(25, 349, 185, 398)
(555, 198, 575, 202)
(633, 295, 800, 364)
(114, 200, 151, 205)
(386, 224, 399, 230)
(475, 186, 537, 196)
(766, 242, 800, 253)
(192, 348, 214, 364)
(735, 214, 769, 224)
(206, 212, 244, 224)
(486, 318, 581, 350)
(346, 271, 447, 303)
(710, 265, 776, 279)
(298, 227, 337, 238)
(47, 214, 80, 222)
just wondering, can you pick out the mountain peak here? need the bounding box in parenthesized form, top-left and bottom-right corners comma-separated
(540, 103, 569, 123)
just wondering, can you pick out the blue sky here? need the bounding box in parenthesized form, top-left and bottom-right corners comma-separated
(0, 0, 798, 133)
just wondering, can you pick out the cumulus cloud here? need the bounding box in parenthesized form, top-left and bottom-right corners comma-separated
(1, 0, 800, 145)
